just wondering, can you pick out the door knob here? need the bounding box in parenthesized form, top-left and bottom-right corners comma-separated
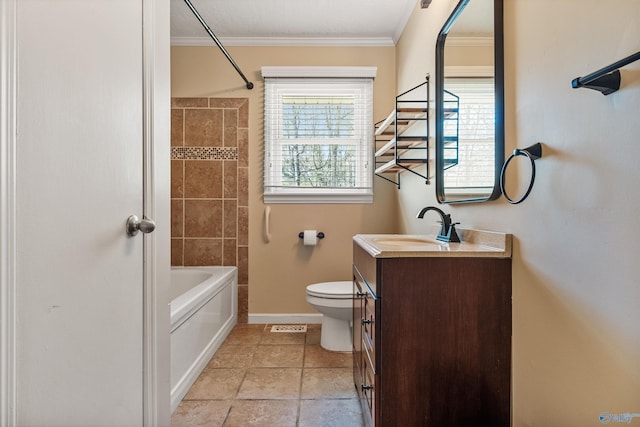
(126, 215, 156, 236)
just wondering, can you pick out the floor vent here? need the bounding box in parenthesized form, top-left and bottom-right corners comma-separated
(270, 324, 307, 333)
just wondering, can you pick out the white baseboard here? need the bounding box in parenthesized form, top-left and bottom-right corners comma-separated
(248, 313, 322, 324)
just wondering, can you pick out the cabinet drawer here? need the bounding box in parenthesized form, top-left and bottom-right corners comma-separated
(362, 351, 376, 420)
(363, 293, 376, 365)
(354, 244, 377, 296)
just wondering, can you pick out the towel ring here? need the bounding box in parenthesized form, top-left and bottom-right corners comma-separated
(500, 143, 542, 204)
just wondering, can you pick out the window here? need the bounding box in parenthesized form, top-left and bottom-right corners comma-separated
(262, 67, 376, 203)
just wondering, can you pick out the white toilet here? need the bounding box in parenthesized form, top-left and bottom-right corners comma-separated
(305, 281, 354, 352)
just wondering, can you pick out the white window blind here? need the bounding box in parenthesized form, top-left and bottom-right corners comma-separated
(262, 67, 375, 203)
(443, 77, 496, 192)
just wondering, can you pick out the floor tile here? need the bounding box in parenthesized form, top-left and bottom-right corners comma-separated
(224, 324, 265, 345)
(223, 399, 298, 427)
(206, 343, 256, 368)
(171, 400, 231, 427)
(304, 345, 352, 368)
(305, 325, 321, 345)
(236, 368, 302, 400)
(298, 399, 364, 427)
(260, 329, 307, 345)
(184, 368, 246, 400)
(176, 324, 365, 425)
(251, 344, 304, 368)
(300, 368, 358, 399)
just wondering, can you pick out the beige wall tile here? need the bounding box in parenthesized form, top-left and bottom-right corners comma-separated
(209, 98, 246, 109)
(184, 200, 223, 238)
(237, 128, 248, 168)
(171, 238, 183, 266)
(237, 285, 248, 324)
(223, 199, 237, 238)
(184, 160, 222, 199)
(224, 109, 238, 147)
(171, 199, 183, 238)
(185, 109, 223, 147)
(170, 160, 184, 198)
(223, 238, 237, 266)
(238, 167, 248, 207)
(170, 96, 249, 317)
(238, 207, 248, 246)
(183, 238, 223, 266)
(223, 160, 237, 199)
(238, 246, 248, 285)
(238, 101, 248, 128)
(171, 109, 184, 146)
(172, 97, 208, 108)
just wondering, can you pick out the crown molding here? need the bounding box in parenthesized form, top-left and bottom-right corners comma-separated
(261, 65, 377, 78)
(170, 36, 395, 47)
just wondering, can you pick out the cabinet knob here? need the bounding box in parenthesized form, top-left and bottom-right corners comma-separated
(362, 318, 373, 325)
(361, 385, 373, 391)
(356, 291, 366, 297)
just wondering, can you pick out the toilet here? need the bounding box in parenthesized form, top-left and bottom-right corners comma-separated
(305, 281, 354, 352)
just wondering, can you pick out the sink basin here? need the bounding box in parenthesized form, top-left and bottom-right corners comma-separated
(371, 236, 439, 246)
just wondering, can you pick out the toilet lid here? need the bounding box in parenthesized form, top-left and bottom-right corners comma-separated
(306, 281, 354, 299)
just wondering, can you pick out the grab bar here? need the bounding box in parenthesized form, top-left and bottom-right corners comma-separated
(183, 0, 254, 90)
(264, 206, 272, 243)
(571, 50, 640, 95)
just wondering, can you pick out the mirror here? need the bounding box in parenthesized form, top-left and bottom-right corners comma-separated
(435, 0, 504, 203)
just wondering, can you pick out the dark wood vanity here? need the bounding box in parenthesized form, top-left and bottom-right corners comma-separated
(352, 233, 512, 426)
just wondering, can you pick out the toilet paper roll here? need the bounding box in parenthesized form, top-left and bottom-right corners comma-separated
(303, 230, 317, 246)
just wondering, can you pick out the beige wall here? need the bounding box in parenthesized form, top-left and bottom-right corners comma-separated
(447, 44, 494, 67)
(171, 46, 398, 315)
(398, 1, 640, 425)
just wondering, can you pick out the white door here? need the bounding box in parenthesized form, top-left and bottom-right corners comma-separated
(15, 1, 147, 424)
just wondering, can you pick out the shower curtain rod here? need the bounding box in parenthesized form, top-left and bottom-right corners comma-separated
(183, 0, 254, 90)
(571, 50, 640, 95)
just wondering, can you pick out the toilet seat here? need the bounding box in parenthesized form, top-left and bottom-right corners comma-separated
(306, 281, 353, 299)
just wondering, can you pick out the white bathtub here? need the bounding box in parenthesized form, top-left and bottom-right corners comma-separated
(170, 266, 238, 412)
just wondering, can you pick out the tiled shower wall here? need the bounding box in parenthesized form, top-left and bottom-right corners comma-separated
(171, 97, 249, 323)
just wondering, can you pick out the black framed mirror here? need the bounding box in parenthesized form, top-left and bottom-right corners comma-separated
(435, 0, 504, 203)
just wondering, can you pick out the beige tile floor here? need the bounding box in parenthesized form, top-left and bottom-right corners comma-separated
(171, 324, 365, 427)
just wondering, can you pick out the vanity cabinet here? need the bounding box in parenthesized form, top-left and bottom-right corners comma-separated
(352, 241, 511, 426)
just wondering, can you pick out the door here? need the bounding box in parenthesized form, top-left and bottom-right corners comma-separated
(16, 1, 146, 424)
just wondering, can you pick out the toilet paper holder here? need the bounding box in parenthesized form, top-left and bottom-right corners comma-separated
(298, 231, 325, 239)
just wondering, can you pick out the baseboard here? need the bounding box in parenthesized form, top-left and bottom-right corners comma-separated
(248, 313, 322, 324)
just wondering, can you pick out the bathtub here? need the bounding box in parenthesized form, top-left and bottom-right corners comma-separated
(170, 266, 238, 412)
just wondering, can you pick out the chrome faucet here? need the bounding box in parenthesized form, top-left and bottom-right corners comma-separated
(416, 206, 460, 243)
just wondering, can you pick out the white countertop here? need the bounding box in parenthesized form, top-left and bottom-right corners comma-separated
(353, 228, 512, 259)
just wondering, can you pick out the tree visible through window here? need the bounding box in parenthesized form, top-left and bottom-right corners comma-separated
(281, 96, 356, 188)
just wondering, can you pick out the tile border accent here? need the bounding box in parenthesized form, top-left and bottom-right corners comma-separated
(171, 146, 238, 161)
